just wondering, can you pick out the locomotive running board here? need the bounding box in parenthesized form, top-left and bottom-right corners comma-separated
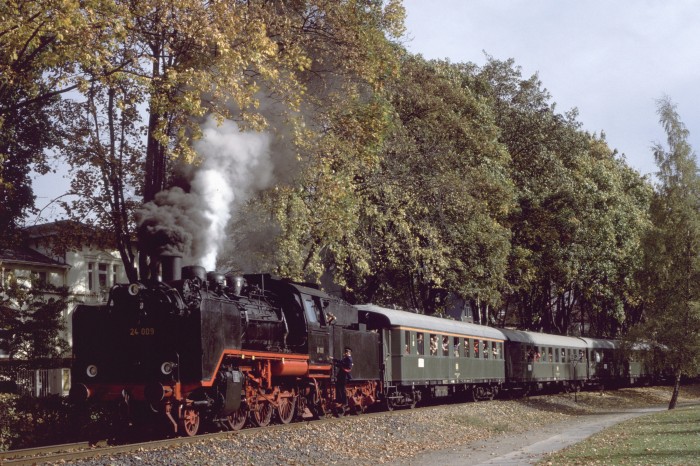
(201, 349, 311, 387)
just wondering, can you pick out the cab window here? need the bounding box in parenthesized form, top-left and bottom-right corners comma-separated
(303, 298, 319, 324)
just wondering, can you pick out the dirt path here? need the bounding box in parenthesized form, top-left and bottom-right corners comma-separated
(389, 406, 665, 466)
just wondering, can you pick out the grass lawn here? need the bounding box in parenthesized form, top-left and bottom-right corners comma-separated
(541, 404, 700, 465)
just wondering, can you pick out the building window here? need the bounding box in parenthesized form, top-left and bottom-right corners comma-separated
(31, 271, 47, 289)
(88, 262, 94, 291)
(98, 263, 108, 289)
(89, 262, 118, 291)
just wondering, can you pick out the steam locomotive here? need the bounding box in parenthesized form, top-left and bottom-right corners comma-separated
(70, 258, 655, 436)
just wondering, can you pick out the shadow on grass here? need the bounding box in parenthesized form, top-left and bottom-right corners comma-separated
(565, 449, 700, 465)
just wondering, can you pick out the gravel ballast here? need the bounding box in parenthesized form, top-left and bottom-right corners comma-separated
(60, 385, 700, 466)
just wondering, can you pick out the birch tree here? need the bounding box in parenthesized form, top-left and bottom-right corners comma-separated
(638, 96, 700, 409)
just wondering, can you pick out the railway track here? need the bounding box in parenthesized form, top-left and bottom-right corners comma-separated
(0, 402, 437, 465)
(0, 434, 222, 465)
(0, 441, 103, 465)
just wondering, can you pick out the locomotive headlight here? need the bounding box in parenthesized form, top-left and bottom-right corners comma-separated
(86, 365, 98, 378)
(128, 283, 141, 296)
(160, 361, 175, 375)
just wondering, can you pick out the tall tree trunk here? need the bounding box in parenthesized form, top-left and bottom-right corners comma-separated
(140, 41, 164, 281)
(668, 368, 682, 409)
(476, 296, 483, 325)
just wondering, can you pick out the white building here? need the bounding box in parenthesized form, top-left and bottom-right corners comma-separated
(1, 221, 131, 356)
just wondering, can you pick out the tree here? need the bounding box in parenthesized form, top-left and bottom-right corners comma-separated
(0, 0, 122, 242)
(260, 55, 513, 314)
(351, 57, 513, 314)
(635, 97, 700, 409)
(0, 275, 70, 361)
(0, 95, 58, 247)
(46, 0, 405, 280)
(471, 58, 651, 335)
(570, 140, 651, 336)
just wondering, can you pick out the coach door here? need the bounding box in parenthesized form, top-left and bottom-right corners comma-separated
(382, 329, 393, 383)
(302, 295, 330, 364)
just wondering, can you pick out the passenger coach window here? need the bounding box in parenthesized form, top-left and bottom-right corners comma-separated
(473, 339, 480, 358)
(404, 330, 411, 354)
(417, 333, 425, 355)
(429, 334, 438, 355)
(464, 338, 470, 357)
(491, 342, 498, 359)
(453, 337, 460, 357)
(482, 341, 489, 359)
(442, 336, 449, 356)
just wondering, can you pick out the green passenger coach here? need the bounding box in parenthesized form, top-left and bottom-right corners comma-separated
(579, 337, 621, 388)
(357, 304, 506, 408)
(500, 329, 588, 393)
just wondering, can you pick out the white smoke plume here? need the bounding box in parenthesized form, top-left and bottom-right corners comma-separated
(137, 116, 274, 270)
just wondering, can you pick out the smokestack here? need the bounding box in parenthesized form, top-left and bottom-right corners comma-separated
(161, 254, 182, 282)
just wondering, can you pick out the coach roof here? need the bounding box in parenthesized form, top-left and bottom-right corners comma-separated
(500, 329, 588, 348)
(578, 337, 619, 349)
(356, 304, 506, 340)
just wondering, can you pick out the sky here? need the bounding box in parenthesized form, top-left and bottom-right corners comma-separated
(402, 0, 700, 177)
(31, 1, 700, 222)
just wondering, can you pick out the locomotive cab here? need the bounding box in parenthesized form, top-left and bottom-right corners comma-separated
(241, 274, 332, 362)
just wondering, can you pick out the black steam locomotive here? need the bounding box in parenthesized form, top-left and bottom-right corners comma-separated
(70, 259, 656, 436)
(70, 257, 379, 435)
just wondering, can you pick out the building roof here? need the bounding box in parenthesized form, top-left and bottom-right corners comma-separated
(0, 246, 70, 269)
(24, 220, 117, 254)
